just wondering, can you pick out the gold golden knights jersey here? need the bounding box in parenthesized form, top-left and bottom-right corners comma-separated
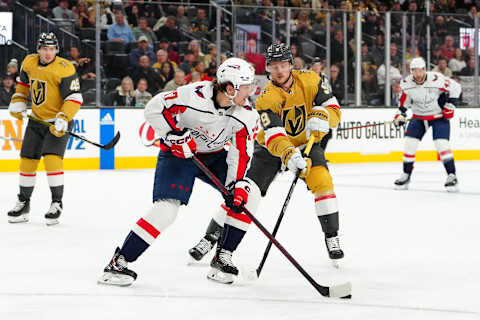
(11, 54, 83, 121)
(255, 70, 341, 158)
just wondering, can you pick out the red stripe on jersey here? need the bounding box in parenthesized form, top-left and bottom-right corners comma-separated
(315, 194, 336, 202)
(266, 133, 286, 148)
(20, 172, 36, 177)
(162, 105, 187, 131)
(221, 204, 229, 212)
(136, 218, 160, 238)
(18, 81, 30, 88)
(226, 210, 252, 224)
(235, 127, 250, 180)
(325, 104, 341, 110)
(439, 88, 448, 92)
(439, 150, 452, 156)
(47, 172, 64, 176)
(66, 99, 82, 105)
(399, 92, 407, 107)
(404, 153, 415, 158)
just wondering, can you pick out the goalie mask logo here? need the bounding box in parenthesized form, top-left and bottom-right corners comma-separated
(30, 79, 47, 106)
(282, 104, 306, 136)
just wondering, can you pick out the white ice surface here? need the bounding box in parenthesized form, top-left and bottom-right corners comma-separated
(1, 161, 479, 320)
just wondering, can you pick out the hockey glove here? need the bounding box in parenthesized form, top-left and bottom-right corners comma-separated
(442, 103, 455, 120)
(306, 107, 330, 142)
(393, 109, 407, 127)
(165, 130, 197, 159)
(281, 147, 312, 178)
(49, 112, 69, 138)
(8, 101, 27, 120)
(225, 180, 251, 213)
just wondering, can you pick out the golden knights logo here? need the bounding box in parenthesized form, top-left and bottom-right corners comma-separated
(282, 104, 306, 136)
(30, 79, 47, 105)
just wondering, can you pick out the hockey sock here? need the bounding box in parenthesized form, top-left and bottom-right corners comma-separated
(205, 219, 223, 243)
(403, 162, 414, 174)
(318, 212, 339, 237)
(218, 224, 246, 252)
(19, 173, 35, 201)
(44, 155, 64, 202)
(119, 231, 150, 262)
(443, 159, 456, 174)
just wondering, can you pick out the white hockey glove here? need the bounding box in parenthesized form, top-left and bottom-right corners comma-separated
(49, 112, 69, 138)
(165, 130, 197, 159)
(442, 103, 455, 120)
(281, 147, 312, 178)
(306, 107, 330, 142)
(8, 101, 27, 120)
(393, 108, 407, 127)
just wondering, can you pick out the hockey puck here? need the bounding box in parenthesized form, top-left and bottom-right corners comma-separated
(340, 295, 352, 299)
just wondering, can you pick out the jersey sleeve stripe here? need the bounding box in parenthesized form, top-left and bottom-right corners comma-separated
(399, 92, 407, 107)
(234, 127, 250, 180)
(18, 81, 30, 88)
(266, 132, 287, 148)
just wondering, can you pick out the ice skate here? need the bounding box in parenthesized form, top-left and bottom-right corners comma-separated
(207, 248, 238, 284)
(98, 247, 137, 286)
(394, 173, 411, 190)
(45, 201, 62, 226)
(7, 197, 30, 223)
(189, 237, 215, 262)
(325, 235, 344, 268)
(445, 173, 459, 193)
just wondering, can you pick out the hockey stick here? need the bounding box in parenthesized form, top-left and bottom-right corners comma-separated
(192, 153, 352, 298)
(0, 135, 23, 142)
(27, 114, 121, 150)
(256, 135, 315, 277)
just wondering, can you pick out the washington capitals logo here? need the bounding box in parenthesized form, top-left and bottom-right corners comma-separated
(195, 85, 205, 98)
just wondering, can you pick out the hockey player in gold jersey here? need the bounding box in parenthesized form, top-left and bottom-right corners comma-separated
(7, 32, 83, 225)
(189, 43, 344, 282)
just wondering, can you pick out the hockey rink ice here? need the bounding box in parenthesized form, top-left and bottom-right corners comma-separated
(1, 160, 479, 320)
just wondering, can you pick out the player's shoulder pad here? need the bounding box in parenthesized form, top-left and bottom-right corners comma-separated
(54, 57, 77, 77)
(400, 75, 415, 90)
(293, 69, 321, 86)
(230, 105, 260, 135)
(425, 72, 446, 88)
(255, 82, 283, 112)
(21, 54, 39, 71)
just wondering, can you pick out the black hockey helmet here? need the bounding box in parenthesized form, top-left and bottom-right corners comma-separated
(37, 32, 59, 52)
(265, 43, 293, 66)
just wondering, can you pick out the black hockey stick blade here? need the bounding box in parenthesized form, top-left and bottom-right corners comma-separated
(101, 131, 121, 150)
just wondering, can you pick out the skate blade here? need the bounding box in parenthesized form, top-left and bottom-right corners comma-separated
(45, 218, 59, 226)
(8, 214, 29, 223)
(97, 272, 135, 287)
(207, 267, 236, 284)
(394, 183, 409, 190)
(446, 185, 459, 193)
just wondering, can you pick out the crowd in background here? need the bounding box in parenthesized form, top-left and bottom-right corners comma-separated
(1, 0, 480, 106)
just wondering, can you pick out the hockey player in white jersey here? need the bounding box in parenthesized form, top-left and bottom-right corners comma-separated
(98, 57, 259, 286)
(393, 57, 461, 192)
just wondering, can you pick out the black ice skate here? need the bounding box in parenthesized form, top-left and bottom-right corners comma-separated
(207, 248, 238, 284)
(189, 237, 216, 261)
(98, 247, 137, 286)
(325, 235, 344, 268)
(445, 173, 459, 193)
(45, 201, 62, 226)
(394, 173, 411, 190)
(7, 197, 30, 223)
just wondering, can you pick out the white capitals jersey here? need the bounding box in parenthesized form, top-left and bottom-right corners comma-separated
(399, 72, 462, 116)
(144, 81, 260, 185)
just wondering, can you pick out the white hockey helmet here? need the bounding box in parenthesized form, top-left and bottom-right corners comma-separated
(216, 57, 255, 91)
(410, 57, 426, 72)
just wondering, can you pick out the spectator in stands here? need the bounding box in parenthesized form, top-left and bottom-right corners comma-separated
(0, 74, 15, 106)
(293, 57, 306, 70)
(68, 46, 96, 84)
(431, 45, 443, 66)
(190, 8, 209, 35)
(294, 10, 313, 38)
(206, 62, 217, 80)
(6, 58, 18, 83)
(371, 33, 385, 67)
(390, 43, 401, 68)
(464, 5, 478, 27)
(331, 28, 353, 66)
(129, 36, 156, 68)
(156, 16, 182, 46)
(290, 43, 301, 60)
(175, 5, 190, 31)
(465, 47, 475, 62)
(390, 77, 403, 107)
(364, 11, 381, 38)
(163, 68, 186, 92)
(362, 67, 380, 105)
(157, 38, 180, 65)
(131, 55, 163, 94)
(203, 44, 226, 68)
(108, 76, 136, 107)
(100, 4, 115, 29)
(459, 57, 475, 76)
(433, 15, 449, 41)
(310, 57, 324, 76)
(440, 35, 456, 60)
(330, 64, 344, 103)
(178, 50, 195, 74)
(449, 48, 466, 73)
(245, 36, 266, 75)
(134, 78, 152, 107)
(361, 42, 375, 67)
(188, 40, 205, 64)
(153, 49, 178, 73)
(53, 0, 76, 20)
(377, 63, 402, 90)
(158, 61, 175, 84)
(76, 0, 95, 28)
(190, 72, 202, 83)
(133, 17, 157, 48)
(108, 10, 135, 44)
(433, 58, 453, 77)
(35, 0, 53, 19)
(185, 61, 212, 83)
(126, 4, 140, 27)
